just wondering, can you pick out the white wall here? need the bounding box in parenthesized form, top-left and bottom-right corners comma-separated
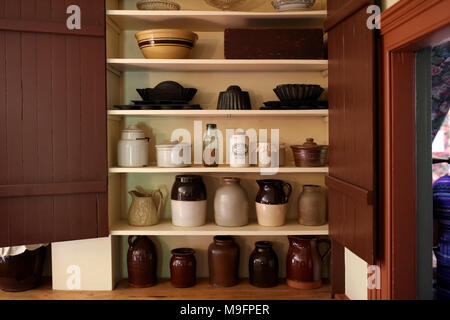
(345, 248, 368, 300)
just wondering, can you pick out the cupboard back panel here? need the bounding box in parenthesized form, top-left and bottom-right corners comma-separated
(0, 0, 107, 246)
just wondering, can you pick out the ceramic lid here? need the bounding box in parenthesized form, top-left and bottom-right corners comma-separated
(121, 125, 145, 140)
(291, 138, 320, 150)
(156, 140, 191, 149)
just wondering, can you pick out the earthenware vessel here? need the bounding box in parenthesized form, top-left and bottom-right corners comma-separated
(255, 179, 292, 227)
(286, 236, 330, 289)
(208, 236, 240, 287)
(117, 125, 150, 167)
(249, 241, 279, 288)
(214, 177, 249, 227)
(136, 0, 181, 10)
(128, 186, 164, 226)
(155, 140, 191, 167)
(298, 185, 327, 226)
(170, 248, 196, 288)
(135, 29, 198, 59)
(0, 247, 46, 292)
(291, 138, 322, 167)
(217, 85, 251, 110)
(229, 132, 250, 167)
(171, 175, 207, 227)
(127, 236, 157, 288)
(319, 145, 329, 166)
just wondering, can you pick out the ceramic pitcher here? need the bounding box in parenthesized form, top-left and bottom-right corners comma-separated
(128, 186, 164, 226)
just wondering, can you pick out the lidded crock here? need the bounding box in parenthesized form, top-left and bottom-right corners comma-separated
(170, 248, 196, 288)
(117, 125, 150, 167)
(208, 236, 240, 287)
(290, 138, 322, 167)
(127, 236, 157, 288)
(155, 139, 191, 168)
(249, 241, 279, 288)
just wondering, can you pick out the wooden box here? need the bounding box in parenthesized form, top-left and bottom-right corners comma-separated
(224, 28, 324, 60)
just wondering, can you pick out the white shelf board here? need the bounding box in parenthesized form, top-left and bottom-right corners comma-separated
(107, 59, 329, 72)
(110, 219, 329, 236)
(108, 165, 329, 174)
(107, 109, 329, 118)
(107, 10, 327, 31)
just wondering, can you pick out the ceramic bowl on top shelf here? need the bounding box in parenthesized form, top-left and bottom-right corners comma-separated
(135, 29, 198, 59)
(272, 0, 315, 11)
(136, 0, 180, 10)
(204, 0, 245, 10)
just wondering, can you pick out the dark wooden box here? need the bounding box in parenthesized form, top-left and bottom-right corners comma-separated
(224, 28, 324, 60)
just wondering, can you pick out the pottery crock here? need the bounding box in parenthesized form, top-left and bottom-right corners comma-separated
(208, 236, 240, 287)
(290, 138, 322, 167)
(214, 177, 249, 227)
(298, 185, 327, 226)
(255, 179, 292, 227)
(248, 241, 278, 288)
(286, 236, 330, 289)
(0, 247, 46, 292)
(170, 248, 196, 288)
(171, 175, 207, 227)
(127, 236, 157, 288)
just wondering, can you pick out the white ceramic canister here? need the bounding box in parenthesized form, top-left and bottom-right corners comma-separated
(155, 140, 191, 167)
(117, 125, 149, 167)
(229, 132, 249, 167)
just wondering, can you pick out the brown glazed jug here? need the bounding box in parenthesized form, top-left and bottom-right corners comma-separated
(208, 236, 240, 287)
(170, 248, 196, 288)
(248, 241, 279, 288)
(127, 236, 157, 288)
(286, 236, 330, 289)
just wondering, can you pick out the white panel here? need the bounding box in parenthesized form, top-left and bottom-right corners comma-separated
(345, 248, 368, 300)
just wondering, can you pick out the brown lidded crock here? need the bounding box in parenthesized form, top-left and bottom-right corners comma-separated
(290, 138, 322, 167)
(170, 248, 196, 288)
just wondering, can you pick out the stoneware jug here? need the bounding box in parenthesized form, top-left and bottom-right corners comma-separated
(214, 177, 249, 227)
(128, 186, 164, 227)
(170, 248, 196, 288)
(286, 236, 330, 289)
(208, 236, 240, 287)
(248, 241, 278, 288)
(255, 179, 292, 227)
(297, 185, 327, 226)
(127, 236, 157, 288)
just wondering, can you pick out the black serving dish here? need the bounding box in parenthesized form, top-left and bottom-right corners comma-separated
(114, 105, 142, 110)
(260, 100, 328, 110)
(217, 85, 252, 110)
(137, 81, 198, 102)
(273, 84, 324, 102)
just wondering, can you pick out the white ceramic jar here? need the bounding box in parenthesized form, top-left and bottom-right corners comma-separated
(155, 140, 191, 167)
(214, 177, 249, 227)
(229, 132, 249, 167)
(117, 125, 149, 167)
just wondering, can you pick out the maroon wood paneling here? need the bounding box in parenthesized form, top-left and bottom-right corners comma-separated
(325, 1, 377, 264)
(0, 0, 107, 246)
(331, 240, 345, 297)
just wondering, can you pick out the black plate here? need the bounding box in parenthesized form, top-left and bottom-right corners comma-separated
(114, 105, 142, 110)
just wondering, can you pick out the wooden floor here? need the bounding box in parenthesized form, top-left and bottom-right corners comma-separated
(0, 278, 331, 300)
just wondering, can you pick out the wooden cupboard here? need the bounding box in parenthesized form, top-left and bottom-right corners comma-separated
(0, 0, 379, 299)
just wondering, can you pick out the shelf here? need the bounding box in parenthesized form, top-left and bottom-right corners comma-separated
(1, 278, 330, 300)
(107, 109, 329, 118)
(107, 59, 329, 72)
(107, 10, 328, 31)
(110, 219, 329, 236)
(108, 165, 329, 174)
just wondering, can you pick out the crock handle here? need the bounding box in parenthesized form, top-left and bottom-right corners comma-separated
(128, 235, 135, 248)
(318, 239, 331, 261)
(283, 182, 292, 202)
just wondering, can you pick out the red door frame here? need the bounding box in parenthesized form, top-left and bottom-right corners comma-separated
(371, 0, 450, 300)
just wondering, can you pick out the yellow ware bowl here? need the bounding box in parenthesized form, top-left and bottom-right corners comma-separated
(135, 29, 199, 59)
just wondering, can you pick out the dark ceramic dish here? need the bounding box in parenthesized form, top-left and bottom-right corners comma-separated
(217, 85, 251, 110)
(261, 100, 328, 110)
(137, 81, 198, 102)
(255, 179, 292, 205)
(274, 84, 324, 102)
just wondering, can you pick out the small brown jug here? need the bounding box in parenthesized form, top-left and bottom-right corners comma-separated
(286, 236, 330, 289)
(127, 236, 157, 288)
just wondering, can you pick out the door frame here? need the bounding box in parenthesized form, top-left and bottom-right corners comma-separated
(372, 0, 450, 300)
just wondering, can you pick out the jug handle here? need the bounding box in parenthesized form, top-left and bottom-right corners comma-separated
(128, 235, 135, 248)
(283, 182, 292, 203)
(153, 190, 164, 219)
(318, 239, 331, 261)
